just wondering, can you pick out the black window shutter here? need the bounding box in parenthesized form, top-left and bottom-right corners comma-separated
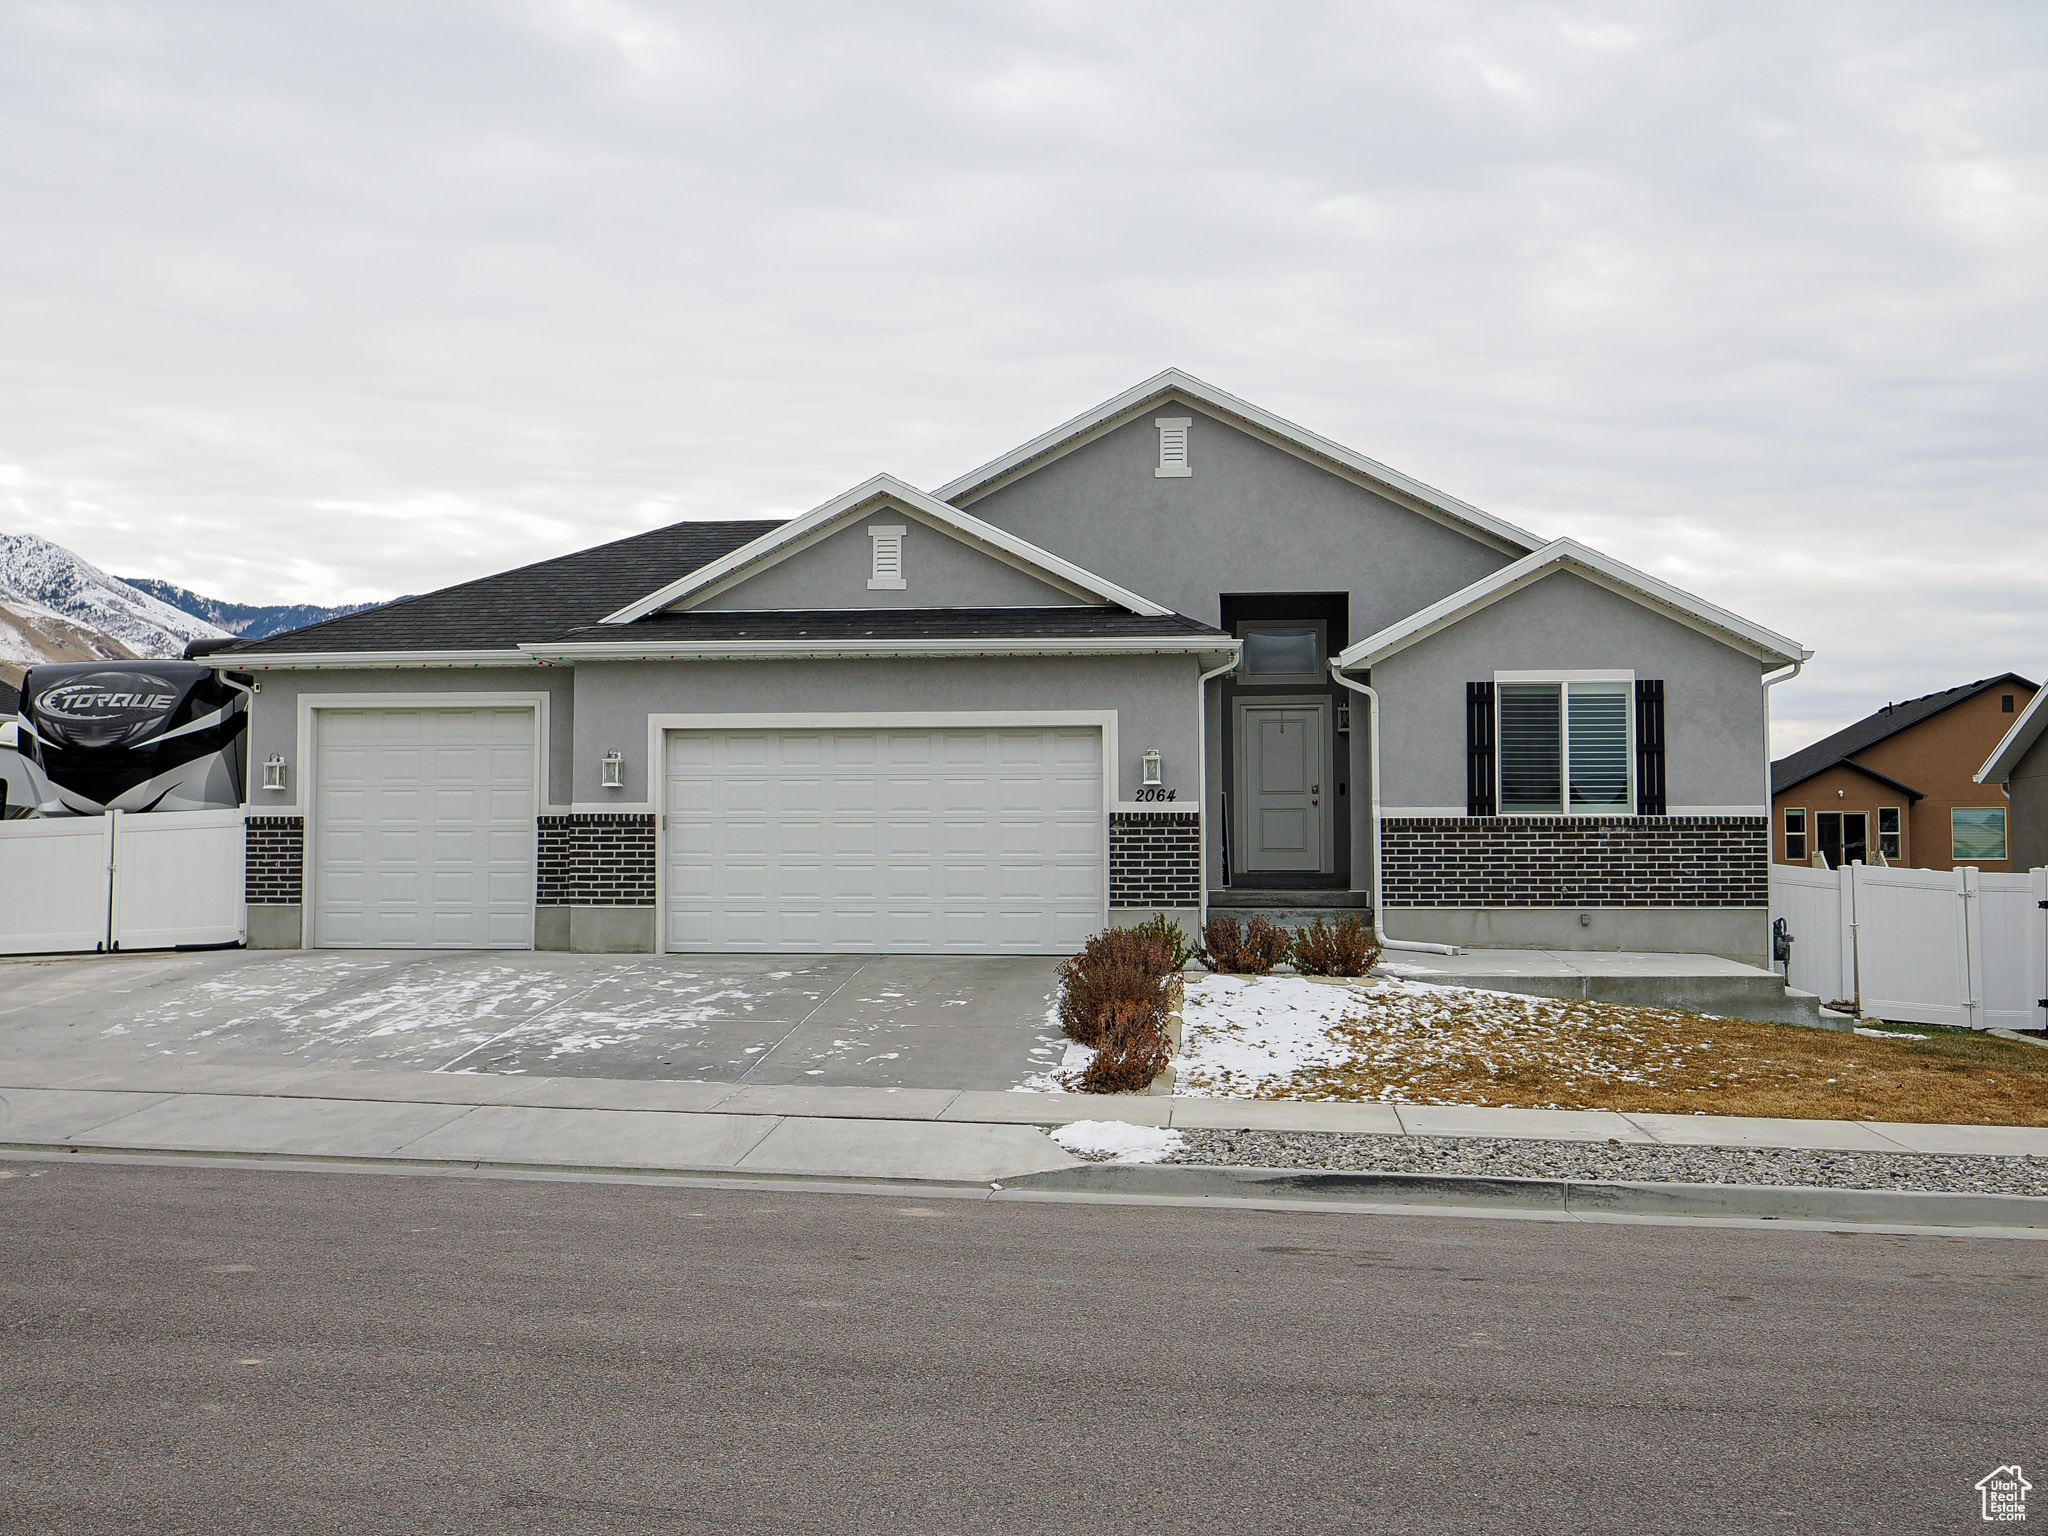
(1466, 682, 1496, 816)
(1635, 679, 1666, 815)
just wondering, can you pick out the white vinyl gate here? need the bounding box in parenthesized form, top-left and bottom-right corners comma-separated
(0, 809, 246, 956)
(1771, 861, 2048, 1030)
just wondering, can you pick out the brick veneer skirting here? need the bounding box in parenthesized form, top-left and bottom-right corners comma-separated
(1380, 816, 1767, 908)
(537, 813, 658, 906)
(245, 816, 304, 904)
(1108, 811, 1202, 909)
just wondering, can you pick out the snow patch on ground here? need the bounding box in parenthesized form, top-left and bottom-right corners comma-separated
(1052, 1121, 1185, 1163)
(1855, 1026, 1929, 1040)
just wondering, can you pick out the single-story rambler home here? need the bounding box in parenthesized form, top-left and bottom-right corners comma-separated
(207, 370, 1808, 963)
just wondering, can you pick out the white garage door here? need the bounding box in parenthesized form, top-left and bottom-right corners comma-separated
(312, 707, 537, 948)
(664, 726, 1104, 953)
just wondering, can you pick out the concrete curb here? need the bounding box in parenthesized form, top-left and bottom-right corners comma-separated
(1004, 1162, 2048, 1228)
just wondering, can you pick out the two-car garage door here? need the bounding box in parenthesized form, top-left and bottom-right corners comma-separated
(663, 726, 1105, 953)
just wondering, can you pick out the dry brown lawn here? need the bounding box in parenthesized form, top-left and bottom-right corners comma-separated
(1269, 985, 2048, 1123)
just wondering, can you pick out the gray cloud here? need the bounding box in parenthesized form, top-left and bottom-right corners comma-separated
(0, 1, 2042, 752)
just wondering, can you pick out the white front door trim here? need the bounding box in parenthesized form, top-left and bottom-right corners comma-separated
(647, 709, 1117, 954)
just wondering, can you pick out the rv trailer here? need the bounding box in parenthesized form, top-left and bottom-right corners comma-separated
(10, 661, 249, 816)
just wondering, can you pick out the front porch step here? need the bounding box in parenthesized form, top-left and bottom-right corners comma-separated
(1204, 907, 1377, 932)
(1210, 888, 1370, 910)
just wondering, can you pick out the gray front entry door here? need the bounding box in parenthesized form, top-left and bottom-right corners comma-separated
(1236, 702, 1329, 874)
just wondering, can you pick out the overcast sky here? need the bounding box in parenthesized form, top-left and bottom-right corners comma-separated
(1, 2, 2042, 753)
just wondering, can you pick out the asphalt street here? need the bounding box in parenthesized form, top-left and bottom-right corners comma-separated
(1, 1160, 2040, 1534)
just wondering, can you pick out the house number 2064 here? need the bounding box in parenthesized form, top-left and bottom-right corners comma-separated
(1134, 787, 1178, 802)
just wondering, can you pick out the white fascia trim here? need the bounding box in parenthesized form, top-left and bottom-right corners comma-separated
(1335, 539, 1810, 670)
(931, 368, 1544, 556)
(1978, 684, 2048, 783)
(601, 472, 1172, 623)
(521, 636, 1242, 662)
(223, 650, 535, 670)
(1494, 668, 1635, 683)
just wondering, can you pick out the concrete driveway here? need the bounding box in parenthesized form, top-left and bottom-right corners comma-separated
(0, 949, 1068, 1091)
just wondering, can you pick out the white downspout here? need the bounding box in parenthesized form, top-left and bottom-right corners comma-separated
(1761, 654, 1807, 816)
(1195, 650, 1240, 936)
(1329, 662, 1457, 956)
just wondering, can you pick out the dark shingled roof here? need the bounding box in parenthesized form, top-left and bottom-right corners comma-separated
(1771, 673, 2036, 797)
(546, 608, 1226, 646)
(0, 679, 18, 716)
(214, 520, 785, 656)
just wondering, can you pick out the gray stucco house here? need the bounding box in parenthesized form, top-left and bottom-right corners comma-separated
(1978, 687, 2048, 872)
(213, 370, 1807, 962)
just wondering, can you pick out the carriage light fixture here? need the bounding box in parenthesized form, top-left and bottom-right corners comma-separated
(262, 754, 287, 792)
(1141, 749, 1163, 788)
(600, 749, 624, 789)
(1335, 701, 1351, 734)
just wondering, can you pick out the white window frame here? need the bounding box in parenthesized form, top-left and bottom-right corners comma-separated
(867, 524, 906, 591)
(1155, 416, 1191, 478)
(1876, 805, 1902, 861)
(1783, 806, 1808, 863)
(1492, 670, 1636, 816)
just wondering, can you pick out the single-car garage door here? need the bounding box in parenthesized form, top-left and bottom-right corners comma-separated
(663, 726, 1104, 953)
(311, 707, 537, 948)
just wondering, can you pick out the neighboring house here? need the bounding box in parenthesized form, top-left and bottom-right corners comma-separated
(1977, 684, 2048, 872)
(0, 679, 18, 719)
(209, 370, 1806, 962)
(1770, 674, 2036, 872)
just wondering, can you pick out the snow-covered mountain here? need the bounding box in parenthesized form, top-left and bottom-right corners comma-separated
(0, 532, 229, 684)
(119, 576, 383, 640)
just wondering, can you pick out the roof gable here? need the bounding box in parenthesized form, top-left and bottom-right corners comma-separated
(1335, 537, 1808, 670)
(933, 368, 1543, 557)
(603, 473, 1170, 623)
(1979, 677, 2048, 783)
(1771, 672, 2036, 794)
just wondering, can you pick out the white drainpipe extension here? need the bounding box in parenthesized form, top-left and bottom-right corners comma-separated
(1195, 649, 1241, 935)
(1328, 661, 1458, 956)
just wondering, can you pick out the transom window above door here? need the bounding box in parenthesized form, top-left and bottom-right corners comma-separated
(1238, 622, 1325, 683)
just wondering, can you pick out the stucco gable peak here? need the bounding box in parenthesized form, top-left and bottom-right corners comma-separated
(931, 368, 1544, 557)
(600, 472, 1172, 623)
(1980, 681, 2048, 783)
(1334, 536, 1810, 670)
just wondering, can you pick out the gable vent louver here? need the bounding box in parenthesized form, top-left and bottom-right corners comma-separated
(867, 524, 907, 590)
(1155, 416, 1192, 478)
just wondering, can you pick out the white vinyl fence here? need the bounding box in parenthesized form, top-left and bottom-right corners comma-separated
(1771, 861, 2048, 1031)
(0, 809, 245, 956)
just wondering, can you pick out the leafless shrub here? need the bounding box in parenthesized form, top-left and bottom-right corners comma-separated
(1288, 915, 1382, 977)
(1200, 914, 1291, 974)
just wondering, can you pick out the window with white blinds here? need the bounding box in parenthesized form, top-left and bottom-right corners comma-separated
(1497, 680, 1634, 814)
(1155, 417, 1191, 478)
(867, 524, 906, 590)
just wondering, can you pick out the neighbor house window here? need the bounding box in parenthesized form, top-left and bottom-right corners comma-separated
(1952, 807, 2008, 862)
(1784, 807, 1808, 863)
(2002, 693, 2016, 713)
(1877, 806, 1901, 861)
(1238, 622, 1324, 684)
(1496, 680, 1633, 814)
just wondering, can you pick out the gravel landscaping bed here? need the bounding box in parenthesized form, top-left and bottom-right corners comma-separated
(1163, 1128, 2048, 1196)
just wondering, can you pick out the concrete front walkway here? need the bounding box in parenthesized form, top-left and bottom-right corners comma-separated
(5, 1055, 2045, 1186)
(1379, 949, 1827, 1025)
